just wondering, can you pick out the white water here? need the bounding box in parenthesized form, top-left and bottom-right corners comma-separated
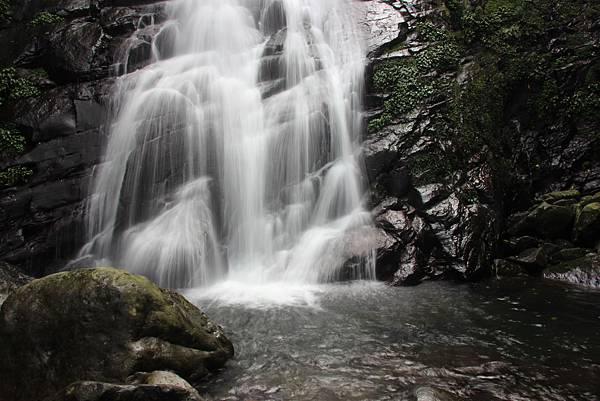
(78, 0, 374, 292)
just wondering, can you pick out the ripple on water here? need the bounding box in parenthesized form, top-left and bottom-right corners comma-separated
(187, 280, 600, 401)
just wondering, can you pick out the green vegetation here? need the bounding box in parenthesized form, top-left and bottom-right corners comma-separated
(371, 0, 600, 186)
(0, 166, 33, 187)
(0, 124, 25, 157)
(0, 0, 10, 20)
(29, 11, 64, 27)
(0, 67, 41, 107)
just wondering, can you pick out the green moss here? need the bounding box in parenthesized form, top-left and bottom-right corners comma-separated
(29, 11, 63, 27)
(0, 68, 41, 108)
(0, 0, 10, 20)
(0, 124, 26, 157)
(0, 166, 33, 187)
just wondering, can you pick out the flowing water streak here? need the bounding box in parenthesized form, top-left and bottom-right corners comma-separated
(79, 0, 374, 289)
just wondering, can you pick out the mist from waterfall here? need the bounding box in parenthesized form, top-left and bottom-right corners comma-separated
(78, 0, 375, 290)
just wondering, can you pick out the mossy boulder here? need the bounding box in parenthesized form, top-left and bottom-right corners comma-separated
(542, 189, 581, 204)
(0, 262, 32, 305)
(573, 202, 600, 246)
(511, 202, 575, 239)
(544, 255, 600, 288)
(0, 268, 233, 401)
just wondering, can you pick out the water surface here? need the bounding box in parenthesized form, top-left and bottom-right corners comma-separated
(189, 279, 600, 400)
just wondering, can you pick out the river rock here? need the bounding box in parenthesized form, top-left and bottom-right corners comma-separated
(0, 268, 234, 401)
(573, 202, 600, 246)
(510, 202, 574, 239)
(543, 254, 600, 288)
(50, 380, 204, 401)
(414, 385, 458, 401)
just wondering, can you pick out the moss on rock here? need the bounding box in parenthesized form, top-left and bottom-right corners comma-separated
(0, 268, 233, 401)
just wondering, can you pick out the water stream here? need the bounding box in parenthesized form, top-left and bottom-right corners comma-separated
(78, 0, 374, 289)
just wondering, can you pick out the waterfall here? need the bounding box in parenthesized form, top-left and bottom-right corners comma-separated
(78, 0, 375, 289)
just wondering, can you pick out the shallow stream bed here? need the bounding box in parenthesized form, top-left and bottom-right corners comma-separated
(188, 279, 600, 401)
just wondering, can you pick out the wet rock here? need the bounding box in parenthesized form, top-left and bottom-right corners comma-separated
(50, 380, 204, 401)
(508, 247, 548, 271)
(510, 202, 574, 239)
(544, 255, 600, 288)
(0, 268, 234, 401)
(414, 385, 458, 401)
(128, 371, 200, 396)
(573, 202, 600, 246)
(493, 259, 528, 277)
(0, 262, 32, 305)
(552, 248, 592, 263)
(357, 0, 407, 59)
(541, 189, 581, 204)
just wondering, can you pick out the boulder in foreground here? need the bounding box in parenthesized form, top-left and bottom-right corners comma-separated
(0, 268, 234, 401)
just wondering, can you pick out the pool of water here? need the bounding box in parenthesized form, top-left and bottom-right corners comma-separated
(186, 279, 600, 401)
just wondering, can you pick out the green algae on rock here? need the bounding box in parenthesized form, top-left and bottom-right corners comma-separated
(0, 267, 233, 401)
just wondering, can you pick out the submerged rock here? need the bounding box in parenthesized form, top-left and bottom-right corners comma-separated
(0, 268, 233, 401)
(414, 386, 458, 401)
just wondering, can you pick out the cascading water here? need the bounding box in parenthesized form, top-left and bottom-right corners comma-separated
(78, 0, 375, 291)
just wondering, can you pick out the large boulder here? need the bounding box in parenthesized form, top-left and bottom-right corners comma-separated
(0, 268, 234, 401)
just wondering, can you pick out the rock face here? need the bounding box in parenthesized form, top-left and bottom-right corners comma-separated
(0, 0, 168, 276)
(359, 0, 498, 285)
(0, 261, 32, 305)
(0, 268, 234, 401)
(359, 0, 600, 285)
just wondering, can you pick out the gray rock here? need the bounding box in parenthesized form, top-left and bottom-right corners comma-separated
(50, 380, 204, 401)
(0, 268, 234, 401)
(544, 255, 600, 288)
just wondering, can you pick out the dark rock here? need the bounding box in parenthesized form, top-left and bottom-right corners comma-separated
(493, 259, 528, 277)
(544, 255, 600, 288)
(0, 268, 234, 401)
(0, 262, 33, 305)
(510, 202, 575, 239)
(573, 202, 600, 246)
(508, 247, 548, 271)
(541, 189, 581, 204)
(552, 248, 592, 263)
(50, 380, 204, 401)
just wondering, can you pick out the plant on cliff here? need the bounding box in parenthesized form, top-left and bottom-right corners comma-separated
(0, 0, 10, 21)
(371, 0, 599, 189)
(29, 11, 64, 27)
(0, 68, 40, 107)
(0, 166, 33, 187)
(0, 124, 26, 157)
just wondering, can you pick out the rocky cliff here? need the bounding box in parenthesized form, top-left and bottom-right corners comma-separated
(1, 0, 599, 286)
(0, 0, 167, 276)
(362, 0, 600, 285)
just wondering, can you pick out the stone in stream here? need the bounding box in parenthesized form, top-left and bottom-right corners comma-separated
(414, 385, 459, 401)
(0, 267, 234, 401)
(543, 254, 600, 288)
